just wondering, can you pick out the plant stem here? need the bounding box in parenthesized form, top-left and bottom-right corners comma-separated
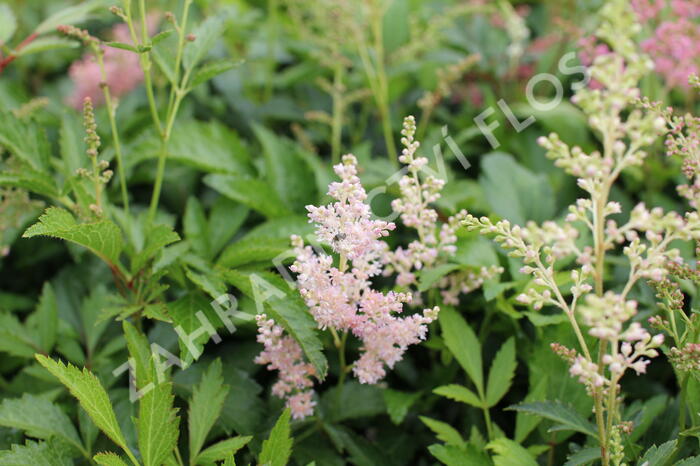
(95, 50, 129, 214)
(147, 0, 192, 223)
(331, 64, 344, 165)
(482, 403, 494, 441)
(369, 7, 396, 165)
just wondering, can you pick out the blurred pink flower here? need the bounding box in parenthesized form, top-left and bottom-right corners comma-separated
(642, 18, 700, 88)
(67, 19, 158, 109)
(631, 0, 665, 22)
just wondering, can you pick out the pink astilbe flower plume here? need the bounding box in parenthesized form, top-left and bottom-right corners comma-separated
(254, 314, 316, 420)
(255, 150, 442, 418)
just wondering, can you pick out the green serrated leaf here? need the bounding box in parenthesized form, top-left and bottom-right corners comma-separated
(0, 312, 38, 358)
(486, 338, 516, 407)
(418, 264, 461, 292)
(507, 400, 597, 438)
(0, 440, 73, 466)
(34, 355, 131, 457)
(0, 4, 17, 44)
(138, 382, 179, 466)
(259, 409, 292, 466)
(428, 443, 491, 466)
(420, 416, 465, 447)
(93, 452, 129, 466)
(434, 384, 482, 408)
(204, 174, 292, 219)
(217, 237, 290, 269)
(167, 120, 253, 175)
(183, 14, 228, 71)
(190, 59, 241, 88)
(638, 440, 676, 466)
(487, 438, 537, 466)
(189, 359, 230, 462)
(0, 170, 59, 198)
(0, 394, 86, 457)
(23, 208, 123, 265)
(0, 111, 50, 172)
(440, 308, 484, 397)
(253, 124, 317, 212)
(209, 199, 248, 259)
(185, 197, 209, 259)
(196, 436, 251, 464)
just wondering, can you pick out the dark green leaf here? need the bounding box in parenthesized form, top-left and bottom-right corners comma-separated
(507, 401, 597, 438)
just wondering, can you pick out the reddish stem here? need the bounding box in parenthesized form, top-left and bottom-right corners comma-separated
(0, 32, 38, 73)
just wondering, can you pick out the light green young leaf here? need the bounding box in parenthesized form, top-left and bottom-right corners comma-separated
(259, 409, 292, 466)
(419, 416, 465, 447)
(434, 384, 482, 408)
(638, 440, 676, 466)
(93, 452, 130, 466)
(36, 282, 58, 353)
(0, 4, 17, 44)
(0, 394, 85, 456)
(23, 208, 123, 265)
(440, 308, 484, 396)
(507, 400, 597, 438)
(35, 0, 107, 34)
(189, 359, 230, 462)
(204, 174, 292, 219)
(195, 436, 251, 465)
(487, 438, 538, 466)
(34, 355, 131, 455)
(486, 338, 516, 407)
(138, 383, 179, 466)
(223, 270, 327, 379)
(0, 440, 73, 466)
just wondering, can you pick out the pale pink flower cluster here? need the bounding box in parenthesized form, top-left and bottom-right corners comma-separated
(254, 314, 316, 420)
(256, 153, 441, 419)
(67, 21, 154, 109)
(642, 19, 700, 89)
(384, 116, 501, 305)
(630, 0, 700, 89)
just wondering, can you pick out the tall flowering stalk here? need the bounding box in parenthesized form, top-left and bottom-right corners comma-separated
(384, 116, 502, 306)
(641, 76, 700, 431)
(463, 2, 700, 464)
